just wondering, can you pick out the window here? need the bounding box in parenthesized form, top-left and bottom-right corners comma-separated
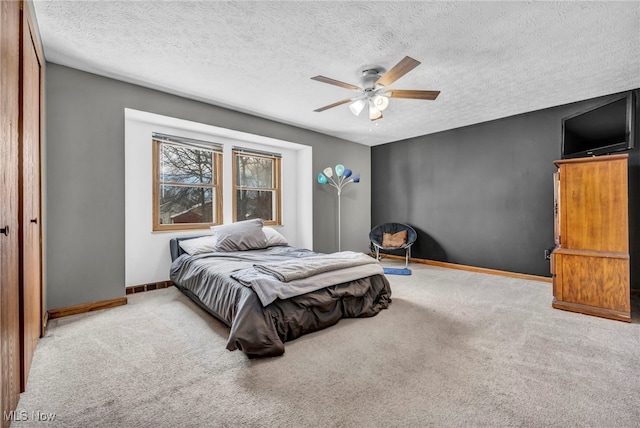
(152, 135, 223, 231)
(232, 148, 282, 225)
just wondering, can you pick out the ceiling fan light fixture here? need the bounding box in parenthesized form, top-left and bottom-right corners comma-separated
(369, 103, 382, 121)
(373, 94, 390, 111)
(349, 98, 366, 116)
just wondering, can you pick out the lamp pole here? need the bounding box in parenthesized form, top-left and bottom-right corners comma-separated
(337, 186, 342, 252)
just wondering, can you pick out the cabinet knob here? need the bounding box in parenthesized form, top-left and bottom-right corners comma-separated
(30, 218, 38, 224)
(0, 226, 8, 236)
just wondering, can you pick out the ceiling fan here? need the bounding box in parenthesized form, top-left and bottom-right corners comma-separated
(311, 56, 440, 121)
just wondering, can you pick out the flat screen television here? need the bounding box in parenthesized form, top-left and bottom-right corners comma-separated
(562, 91, 635, 159)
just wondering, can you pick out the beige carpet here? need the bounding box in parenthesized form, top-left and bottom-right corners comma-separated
(11, 261, 640, 427)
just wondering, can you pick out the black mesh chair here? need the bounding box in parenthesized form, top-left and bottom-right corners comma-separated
(369, 223, 417, 268)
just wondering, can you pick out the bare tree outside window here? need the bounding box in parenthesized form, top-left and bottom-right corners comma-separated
(153, 140, 222, 231)
(233, 151, 281, 225)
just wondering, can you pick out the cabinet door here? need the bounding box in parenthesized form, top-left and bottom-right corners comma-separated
(561, 159, 628, 252)
(555, 252, 630, 316)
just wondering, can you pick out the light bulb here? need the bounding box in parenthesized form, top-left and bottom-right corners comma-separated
(323, 167, 333, 178)
(335, 164, 345, 177)
(373, 94, 390, 111)
(369, 103, 382, 121)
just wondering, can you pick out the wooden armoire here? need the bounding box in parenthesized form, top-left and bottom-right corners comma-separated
(551, 154, 630, 322)
(1, 1, 44, 425)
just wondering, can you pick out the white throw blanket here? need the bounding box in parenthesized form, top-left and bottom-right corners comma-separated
(253, 251, 376, 282)
(231, 252, 383, 306)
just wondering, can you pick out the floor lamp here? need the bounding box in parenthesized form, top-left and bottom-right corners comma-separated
(317, 164, 360, 252)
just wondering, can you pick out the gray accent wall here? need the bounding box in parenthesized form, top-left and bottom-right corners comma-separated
(45, 63, 371, 310)
(372, 90, 639, 279)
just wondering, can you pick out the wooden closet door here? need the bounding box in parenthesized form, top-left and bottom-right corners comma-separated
(19, 4, 43, 390)
(1, 0, 22, 424)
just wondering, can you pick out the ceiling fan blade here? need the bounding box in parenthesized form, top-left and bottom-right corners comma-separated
(388, 89, 440, 100)
(311, 76, 362, 91)
(375, 56, 421, 88)
(314, 98, 354, 112)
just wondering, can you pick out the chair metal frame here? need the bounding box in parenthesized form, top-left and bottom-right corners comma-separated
(369, 223, 417, 268)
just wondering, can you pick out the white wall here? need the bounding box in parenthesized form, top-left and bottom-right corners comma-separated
(124, 108, 312, 286)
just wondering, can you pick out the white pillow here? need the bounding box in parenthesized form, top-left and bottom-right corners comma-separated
(209, 218, 267, 252)
(263, 227, 288, 246)
(178, 235, 219, 255)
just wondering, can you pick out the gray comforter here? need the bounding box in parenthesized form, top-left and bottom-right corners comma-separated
(170, 246, 391, 357)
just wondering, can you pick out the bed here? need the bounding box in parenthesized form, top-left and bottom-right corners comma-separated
(169, 219, 392, 357)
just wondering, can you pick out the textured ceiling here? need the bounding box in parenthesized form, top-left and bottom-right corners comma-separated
(33, 1, 640, 146)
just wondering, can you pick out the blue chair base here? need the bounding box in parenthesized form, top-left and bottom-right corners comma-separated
(383, 267, 412, 275)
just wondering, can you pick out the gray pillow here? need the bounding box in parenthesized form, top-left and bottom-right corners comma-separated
(178, 235, 219, 255)
(209, 219, 267, 252)
(263, 227, 289, 246)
